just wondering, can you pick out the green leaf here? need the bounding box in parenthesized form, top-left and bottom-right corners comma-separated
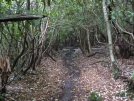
(116, 92, 126, 97)
(90, 92, 96, 100)
(32, 20, 40, 26)
(5, 0, 11, 4)
(111, 15, 115, 20)
(130, 94, 134, 100)
(131, 71, 134, 78)
(90, 92, 102, 101)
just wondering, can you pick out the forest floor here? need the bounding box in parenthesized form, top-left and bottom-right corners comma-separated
(4, 46, 134, 101)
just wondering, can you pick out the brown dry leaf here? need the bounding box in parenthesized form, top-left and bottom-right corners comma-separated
(5, 50, 133, 101)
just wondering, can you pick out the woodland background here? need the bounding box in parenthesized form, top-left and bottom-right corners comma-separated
(0, 0, 134, 101)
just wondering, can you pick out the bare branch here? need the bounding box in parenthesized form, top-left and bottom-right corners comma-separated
(116, 19, 134, 40)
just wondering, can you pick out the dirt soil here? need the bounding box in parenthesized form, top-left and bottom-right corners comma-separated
(4, 47, 134, 101)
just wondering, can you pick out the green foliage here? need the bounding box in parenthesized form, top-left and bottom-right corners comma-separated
(111, 62, 119, 79)
(130, 94, 134, 100)
(31, 20, 40, 26)
(131, 71, 134, 78)
(5, 0, 12, 4)
(111, 11, 116, 20)
(126, 90, 134, 100)
(116, 91, 126, 97)
(0, 93, 5, 100)
(90, 92, 102, 101)
(41, 0, 51, 6)
(0, 1, 10, 13)
(112, 68, 118, 77)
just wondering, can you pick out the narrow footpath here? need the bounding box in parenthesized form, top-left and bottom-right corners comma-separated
(58, 47, 80, 101)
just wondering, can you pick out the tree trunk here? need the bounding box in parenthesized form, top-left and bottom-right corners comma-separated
(87, 30, 92, 53)
(102, 0, 119, 79)
(132, 1, 134, 34)
(27, 0, 30, 10)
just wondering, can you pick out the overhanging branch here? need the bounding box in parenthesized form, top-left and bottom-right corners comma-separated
(0, 14, 47, 22)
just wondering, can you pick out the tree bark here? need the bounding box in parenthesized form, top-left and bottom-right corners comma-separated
(102, 0, 119, 79)
(132, 1, 134, 34)
(27, 0, 30, 10)
(87, 30, 92, 53)
(102, 0, 115, 62)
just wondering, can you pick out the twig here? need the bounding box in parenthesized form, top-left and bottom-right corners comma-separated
(45, 52, 56, 62)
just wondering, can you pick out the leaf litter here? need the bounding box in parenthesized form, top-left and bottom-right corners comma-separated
(4, 48, 134, 101)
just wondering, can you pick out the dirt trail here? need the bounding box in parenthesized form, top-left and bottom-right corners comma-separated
(4, 46, 131, 101)
(58, 47, 80, 101)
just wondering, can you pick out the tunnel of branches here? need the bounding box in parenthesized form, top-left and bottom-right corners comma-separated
(0, 1, 134, 97)
(1, 14, 134, 78)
